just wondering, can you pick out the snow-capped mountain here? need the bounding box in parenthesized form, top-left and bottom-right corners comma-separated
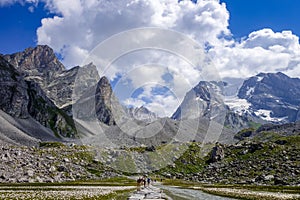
(172, 72, 300, 130)
(171, 81, 225, 120)
(237, 72, 300, 123)
(172, 81, 252, 130)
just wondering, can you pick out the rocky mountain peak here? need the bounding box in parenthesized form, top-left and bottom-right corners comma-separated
(4, 45, 65, 73)
(3, 46, 97, 109)
(238, 72, 300, 123)
(0, 54, 77, 141)
(98, 76, 110, 87)
(172, 81, 225, 120)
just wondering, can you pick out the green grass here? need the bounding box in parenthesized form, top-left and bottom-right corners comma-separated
(111, 153, 137, 174)
(39, 141, 66, 148)
(157, 142, 210, 176)
(94, 189, 135, 200)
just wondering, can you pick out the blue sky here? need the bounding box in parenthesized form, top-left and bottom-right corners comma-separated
(0, 2, 52, 54)
(0, 0, 299, 54)
(221, 0, 300, 39)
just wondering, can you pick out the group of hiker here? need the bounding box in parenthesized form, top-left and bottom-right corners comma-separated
(136, 176, 152, 190)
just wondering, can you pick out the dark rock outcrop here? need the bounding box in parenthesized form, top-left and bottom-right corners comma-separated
(0, 56, 29, 118)
(95, 76, 115, 126)
(208, 143, 225, 163)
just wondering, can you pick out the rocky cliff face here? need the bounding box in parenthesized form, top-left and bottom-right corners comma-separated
(26, 81, 76, 138)
(0, 56, 29, 118)
(95, 76, 116, 126)
(4, 46, 99, 109)
(238, 72, 300, 123)
(0, 54, 77, 143)
(72, 74, 122, 127)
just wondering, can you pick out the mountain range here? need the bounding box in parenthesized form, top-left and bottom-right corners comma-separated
(1, 45, 300, 147)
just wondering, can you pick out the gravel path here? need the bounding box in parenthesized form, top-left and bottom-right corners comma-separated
(158, 185, 234, 200)
(128, 185, 167, 200)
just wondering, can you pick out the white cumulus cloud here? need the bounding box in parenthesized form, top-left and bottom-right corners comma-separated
(35, 0, 230, 68)
(210, 28, 300, 78)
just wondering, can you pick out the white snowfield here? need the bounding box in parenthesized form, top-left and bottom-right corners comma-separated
(224, 96, 251, 115)
(254, 109, 288, 122)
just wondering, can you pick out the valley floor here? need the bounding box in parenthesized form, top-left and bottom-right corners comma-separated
(0, 185, 135, 200)
(1, 181, 300, 200)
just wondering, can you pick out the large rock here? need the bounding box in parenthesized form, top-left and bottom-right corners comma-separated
(209, 143, 225, 163)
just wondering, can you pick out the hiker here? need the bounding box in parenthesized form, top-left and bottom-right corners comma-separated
(137, 177, 142, 191)
(147, 177, 151, 186)
(143, 177, 146, 188)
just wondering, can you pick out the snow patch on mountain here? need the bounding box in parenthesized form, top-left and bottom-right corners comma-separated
(246, 87, 255, 97)
(224, 96, 251, 116)
(254, 109, 288, 122)
(256, 76, 264, 82)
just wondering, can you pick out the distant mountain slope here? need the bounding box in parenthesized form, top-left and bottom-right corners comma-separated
(173, 72, 300, 131)
(127, 106, 157, 123)
(172, 81, 254, 131)
(238, 72, 300, 123)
